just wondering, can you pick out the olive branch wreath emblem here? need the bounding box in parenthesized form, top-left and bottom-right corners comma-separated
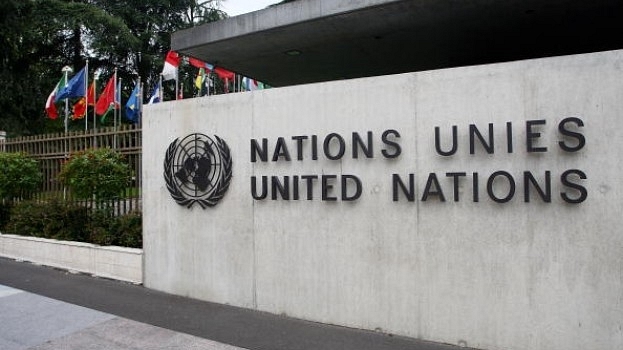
(163, 134, 232, 209)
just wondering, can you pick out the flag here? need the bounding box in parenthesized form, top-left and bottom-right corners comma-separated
(116, 80, 122, 108)
(45, 75, 66, 119)
(189, 57, 205, 69)
(241, 77, 248, 91)
(55, 67, 87, 102)
(195, 70, 204, 89)
(161, 51, 179, 81)
(125, 82, 140, 123)
(195, 68, 205, 90)
(71, 82, 95, 119)
(148, 82, 161, 104)
(72, 98, 87, 119)
(242, 77, 260, 91)
(86, 81, 95, 106)
(95, 75, 116, 115)
(189, 57, 213, 71)
(101, 79, 122, 123)
(214, 67, 235, 81)
(99, 105, 114, 124)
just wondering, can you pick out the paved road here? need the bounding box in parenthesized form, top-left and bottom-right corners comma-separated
(0, 257, 471, 350)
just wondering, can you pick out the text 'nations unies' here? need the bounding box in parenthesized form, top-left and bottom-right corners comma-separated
(248, 118, 587, 204)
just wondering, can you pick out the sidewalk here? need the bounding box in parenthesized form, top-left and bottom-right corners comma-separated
(0, 257, 468, 350)
(0, 284, 241, 350)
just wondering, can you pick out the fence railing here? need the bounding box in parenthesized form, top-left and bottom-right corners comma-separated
(0, 125, 142, 215)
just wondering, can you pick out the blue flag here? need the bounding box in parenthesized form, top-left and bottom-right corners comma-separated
(55, 67, 86, 102)
(125, 83, 140, 123)
(148, 82, 161, 104)
(116, 80, 122, 106)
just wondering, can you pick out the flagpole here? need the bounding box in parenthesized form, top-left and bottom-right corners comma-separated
(60, 65, 72, 201)
(85, 60, 89, 131)
(159, 74, 163, 102)
(113, 69, 118, 149)
(116, 77, 122, 139)
(139, 80, 144, 128)
(93, 74, 98, 147)
(61, 66, 73, 134)
(175, 76, 179, 100)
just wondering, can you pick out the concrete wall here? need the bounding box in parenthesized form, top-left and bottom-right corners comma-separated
(143, 50, 623, 350)
(0, 234, 142, 284)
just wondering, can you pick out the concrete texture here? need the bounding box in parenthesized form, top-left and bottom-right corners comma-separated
(0, 257, 468, 350)
(143, 49, 623, 350)
(0, 285, 114, 350)
(0, 284, 244, 350)
(27, 318, 245, 350)
(0, 234, 142, 283)
(172, 0, 623, 86)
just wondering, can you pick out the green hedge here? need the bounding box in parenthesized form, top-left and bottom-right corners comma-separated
(2, 199, 142, 248)
(0, 152, 41, 201)
(58, 148, 131, 202)
(0, 203, 11, 230)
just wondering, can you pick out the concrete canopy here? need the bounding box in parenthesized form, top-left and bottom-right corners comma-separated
(172, 0, 623, 87)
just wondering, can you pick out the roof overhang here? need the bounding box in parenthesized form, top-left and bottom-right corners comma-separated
(172, 0, 623, 87)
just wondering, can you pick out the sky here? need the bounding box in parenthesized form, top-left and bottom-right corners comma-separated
(221, 0, 283, 17)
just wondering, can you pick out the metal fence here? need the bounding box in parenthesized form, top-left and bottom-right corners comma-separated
(0, 125, 142, 215)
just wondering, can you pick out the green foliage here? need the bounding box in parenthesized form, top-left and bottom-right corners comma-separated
(4, 199, 142, 248)
(4, 201, 46, 237)
(89, 209, 142, 248)
(0, 0, 136, 135)
(58, 148, 131, 201)
(4, 199, 88, 241)
(0, 0, 227, 136)
(114, 210, 142, 248)
(0, 203, 11, 230)
(89, 209, 117, 246)
(0, 153, 42, 201)
(42, 199, 90, 241)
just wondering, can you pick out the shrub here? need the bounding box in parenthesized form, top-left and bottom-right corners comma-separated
(0, 202, 11, 231)
(114, 211, 142, 248)
(87, 209, 142, 248)
(5, 199, 89, 241)
(42, 200, 90, 242)
(89, 208, 117, 246)
(58, 148, 131, 202)
(4, 201, 47, 237)
(0, 152, 41, 201)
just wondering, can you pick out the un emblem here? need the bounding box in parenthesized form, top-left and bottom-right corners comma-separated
(163, 133, 232, 209)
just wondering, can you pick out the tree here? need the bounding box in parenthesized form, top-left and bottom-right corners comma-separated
(58, 148, 131, 202)
(90, 1, 227, 109)
(0, 0, 138, 136)
(0, 0, 226, 136)
(0, 152, 42, 201)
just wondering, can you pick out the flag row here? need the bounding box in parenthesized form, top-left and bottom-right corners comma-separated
(150, 51, 269, 100)
(45, 52, 268, 124)
(45, 68, 140, 123)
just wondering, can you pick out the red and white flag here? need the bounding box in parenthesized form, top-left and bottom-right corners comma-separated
(45, 75, 66, 119)
(161, 51, 180, 81)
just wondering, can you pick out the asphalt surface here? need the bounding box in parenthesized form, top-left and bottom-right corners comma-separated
(0, 257, 471, 350)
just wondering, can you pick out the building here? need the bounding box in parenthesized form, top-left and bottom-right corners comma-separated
(142, 1, 623, 350)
